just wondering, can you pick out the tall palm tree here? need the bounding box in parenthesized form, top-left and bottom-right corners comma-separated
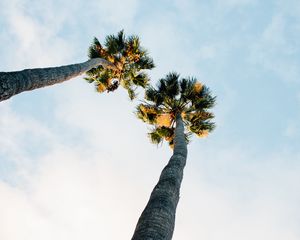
(132, 72, 216, 240)
(0, 30, 154, 102)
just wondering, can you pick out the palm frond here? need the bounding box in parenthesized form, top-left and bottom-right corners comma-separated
(148, 130, 163, 145)
(189, 121, 215, 137)
(132, 72, 149, 88)
(127, 87, 137, 100)
(194, 94, 216, 109)
(184, 111, 214, 122)
(127, 35, 140, 53)
(104, 35, 119, 54)
(84, 77, 95, 84)
(156, 126, 174, 141)
(96, 82, 107, 93)
(85, 66, 104, 77)
(136, 104, 160, 124)
(95, 71, 111, 86)
(179, 78, 188, 94)
(116, 30, 126, 51)
(155, 113, 173, 127)
(180, 77, 196, 100)
(165, 72, 180, 98)
(88, 37, 103, 59)
(136, 56, 155, 70)
(145, 87, 163, 106)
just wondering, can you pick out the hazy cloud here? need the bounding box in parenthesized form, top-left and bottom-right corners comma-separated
(1, 0, 300, 239)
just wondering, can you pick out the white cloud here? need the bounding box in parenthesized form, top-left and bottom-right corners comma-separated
(249, 12, 300, 83)
(198, 45, 217, 60)
(0, 99, 159, 239)
(0, 149, 145, 240)
(1, 130, 300, 240)
(89, 0, 139, 27)
(173, 143, 300, 239)
(0, 0, 73, 70)
(1, 0, 300, 239)
(283, 122, 299, 138)
(217, 0, 258, 7)
(0, 103, 56, 173)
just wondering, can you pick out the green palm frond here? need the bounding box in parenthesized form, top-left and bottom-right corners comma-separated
(157, 78, 167, 94)
(88, 37, 103, 59)
(184, 111, 214, 122)
(148, 127, 175, 146)
(145, 87, 164, 106)
(148, 130, 163, 145)
(104, 32, 124, 54)
(85, 30, 155, 99)
(164, 72, 180, 98)
(193, 86, 216, 109)
(136, 72, 216, 148)
(116, 30, 126, 51)
(84, 77, 95, 83)
(180, 77, 196, 100)
(85, 65, 104, 77)
(132, 72, 149, 88)
(156, 126, 174, 139)
(127, 87, 137, 100)
(136, 56, 155, 70)
(188, 121, 215, 137)
(179, 78, 188, 94)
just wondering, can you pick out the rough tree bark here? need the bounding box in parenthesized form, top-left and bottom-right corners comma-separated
(0, 58, 115, 102)
(132, 114, 188, 240)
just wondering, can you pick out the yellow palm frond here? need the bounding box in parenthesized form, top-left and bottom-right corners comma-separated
(97, 83, 106, 93)
(156, 114, 173, 127)
(197, 130, 209, 138)
(107, 55, 115, 63)
(140, 105, 158, 115)
(194, 81, 203, 93)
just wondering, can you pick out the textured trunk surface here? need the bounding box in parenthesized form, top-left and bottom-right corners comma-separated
(132, 115, 188, 240)
(0, 58, 114, 102)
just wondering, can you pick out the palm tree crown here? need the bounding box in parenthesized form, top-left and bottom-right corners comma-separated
(85, 30, 155, 99)
(136, 72, 216, 147)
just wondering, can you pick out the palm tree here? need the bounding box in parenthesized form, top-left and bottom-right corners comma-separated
(85, 30, 154, 100)
(0, 30, 154, 102)
(132, 72, 216, 240)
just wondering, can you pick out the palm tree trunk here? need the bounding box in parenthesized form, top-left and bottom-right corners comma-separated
(0, 58, 115, 102)
(131, 114, 188, 240)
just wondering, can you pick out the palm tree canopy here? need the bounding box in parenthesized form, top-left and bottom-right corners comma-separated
(136, 72, 216, 148)
(85, 30, 155, 100)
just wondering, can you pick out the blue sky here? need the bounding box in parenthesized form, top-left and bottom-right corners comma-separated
(1, 0, 300, 239)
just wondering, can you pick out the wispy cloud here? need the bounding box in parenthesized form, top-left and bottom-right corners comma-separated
(249, 10, 300, 83)
(1, 0, 300, 239)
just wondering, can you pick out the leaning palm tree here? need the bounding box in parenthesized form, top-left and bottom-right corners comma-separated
(0, 30, 154, 102)
(132, 72, 216, 240)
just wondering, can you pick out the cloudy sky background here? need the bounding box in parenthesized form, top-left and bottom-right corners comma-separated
(1, 0, 300, 239)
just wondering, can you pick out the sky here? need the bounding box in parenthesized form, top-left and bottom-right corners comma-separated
(0, 0, 300, 239)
